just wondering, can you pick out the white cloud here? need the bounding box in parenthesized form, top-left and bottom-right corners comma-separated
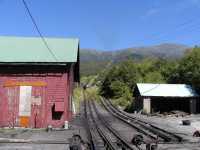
(186, 0, 200, 6)
(178, 0, 200, 9)
(140, 8, 159, 20)
(146, 9, 159, 16)
(190, 0, 200, 4)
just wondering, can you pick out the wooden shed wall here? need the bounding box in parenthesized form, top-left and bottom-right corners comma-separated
(0, 65, 74, 128)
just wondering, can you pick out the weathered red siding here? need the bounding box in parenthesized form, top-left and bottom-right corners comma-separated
(0, 66, 74, 128)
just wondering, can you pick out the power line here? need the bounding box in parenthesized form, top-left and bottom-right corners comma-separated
(22, 0, 58, 62)
(138, 16, 200, 44)
(151, 20, 200, 43)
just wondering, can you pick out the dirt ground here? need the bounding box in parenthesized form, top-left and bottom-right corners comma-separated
(131, 113, 200, 149)
(133, 114, 200, 140)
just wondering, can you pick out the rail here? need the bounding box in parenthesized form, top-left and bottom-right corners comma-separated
(101, 98, 183, 143)
(91, 100, 138, 150)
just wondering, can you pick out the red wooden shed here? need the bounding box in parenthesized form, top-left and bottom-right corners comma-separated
(0, 36, 79, 128)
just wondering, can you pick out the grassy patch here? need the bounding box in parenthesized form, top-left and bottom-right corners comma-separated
(84, 86, 101, 102)
(73, 87, 84, 113)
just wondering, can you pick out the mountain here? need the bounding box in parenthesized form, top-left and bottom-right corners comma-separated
(80, 43, 189, 76)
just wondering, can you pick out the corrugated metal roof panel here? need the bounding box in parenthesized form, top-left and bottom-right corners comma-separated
(0, 36, 79, 63)
(136, 83, 199, 97)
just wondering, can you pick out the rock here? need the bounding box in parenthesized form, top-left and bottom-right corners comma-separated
(182, 120, 191, 126)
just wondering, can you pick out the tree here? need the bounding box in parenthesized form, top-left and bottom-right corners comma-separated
(136, 58, 167, 83)
(170, 47, 200, 91)
(100, 60, 138, 102)
(99, 58, 174, 108)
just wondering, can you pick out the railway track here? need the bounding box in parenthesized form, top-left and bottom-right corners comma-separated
(87, 100, 118, 150)
(101, 98, 183, 144)
(84, 97, 96, 150)
(85, 98, 139, 150)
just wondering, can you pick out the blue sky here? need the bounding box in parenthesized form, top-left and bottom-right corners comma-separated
(0, 0, 200, 50)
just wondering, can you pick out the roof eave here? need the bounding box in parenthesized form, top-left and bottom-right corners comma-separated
(140, 95, 200, 98)
(0, 62, 77, 65)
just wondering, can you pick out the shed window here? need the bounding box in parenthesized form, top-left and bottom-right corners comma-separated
(51, 104, 63, 120)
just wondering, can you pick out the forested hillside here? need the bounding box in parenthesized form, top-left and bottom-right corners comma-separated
(80, 43, 189, 76)
(98, 46, 200, 110)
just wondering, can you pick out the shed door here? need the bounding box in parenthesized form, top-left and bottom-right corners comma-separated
(31, 86, 44, 128)
(7, 87, 18, 127)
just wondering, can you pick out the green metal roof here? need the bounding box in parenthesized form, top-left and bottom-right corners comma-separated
(0, 36, 79, 63)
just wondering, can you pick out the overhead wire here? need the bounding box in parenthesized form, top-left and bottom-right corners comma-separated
(138, 15, 200, 44)
(21, 0, 58, 62)
(152, 21, 200, 43)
